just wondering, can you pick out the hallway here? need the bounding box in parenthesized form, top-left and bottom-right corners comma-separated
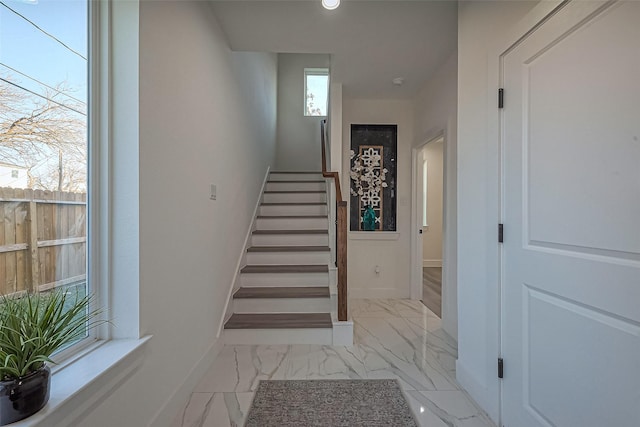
(422, 267, 442, 317)
(173, 299, 494, 427)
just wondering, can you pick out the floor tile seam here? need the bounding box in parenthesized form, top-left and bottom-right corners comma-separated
(456, 387, 498, 426)
(352, 342, 460, 391)
(405, 333, 458, 355)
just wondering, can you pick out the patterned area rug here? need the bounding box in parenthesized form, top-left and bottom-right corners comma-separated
(245, 379, 418, 427)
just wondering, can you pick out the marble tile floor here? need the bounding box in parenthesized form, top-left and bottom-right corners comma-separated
(171, 299, 495, 427)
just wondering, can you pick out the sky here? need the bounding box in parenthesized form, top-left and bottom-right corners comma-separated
(0, 0, 87, 110)
(307, 74, 329, 116)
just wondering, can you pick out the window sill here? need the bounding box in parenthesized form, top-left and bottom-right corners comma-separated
(349, 231, 400, 241)
(12, 336, 151, 427)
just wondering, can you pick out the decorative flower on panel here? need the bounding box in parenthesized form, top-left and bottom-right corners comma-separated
(349, 148, 388, 210)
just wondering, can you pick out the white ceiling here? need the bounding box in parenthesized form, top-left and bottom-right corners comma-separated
(209, 1, 458, 99)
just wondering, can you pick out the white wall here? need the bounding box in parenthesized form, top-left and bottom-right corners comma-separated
(413, 52, 458, 340)
(276, 53, 330, 171)
(343, 99, 414, 299)
(329, 82, 343, 172)
(421, 139, 443, 264)
(77, 2, 277, 426)
(456, 1, 538, 422)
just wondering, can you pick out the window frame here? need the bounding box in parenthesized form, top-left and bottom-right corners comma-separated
(7, 2, 148, 423)
(47, 0, 102, 364)
(303, 68, 329, 117)
(1, 0, 100, 364)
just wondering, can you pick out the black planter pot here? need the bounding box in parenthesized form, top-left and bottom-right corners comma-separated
(0, 365, 51, 425)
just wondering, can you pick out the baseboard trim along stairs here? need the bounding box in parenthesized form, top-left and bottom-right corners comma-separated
(223, 171, 352, 345)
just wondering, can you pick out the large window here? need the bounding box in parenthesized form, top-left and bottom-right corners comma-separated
(304, 68, 329, 116)
(0, 0, 91, 351)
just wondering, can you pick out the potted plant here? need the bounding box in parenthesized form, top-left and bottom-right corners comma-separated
(0, 289, 104, 425)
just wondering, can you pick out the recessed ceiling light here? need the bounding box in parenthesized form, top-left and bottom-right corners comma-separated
(322, 0, 340, 10)
(392, 77, 405, 86)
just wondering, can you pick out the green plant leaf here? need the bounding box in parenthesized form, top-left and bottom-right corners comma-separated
(0, 289, 107, 380)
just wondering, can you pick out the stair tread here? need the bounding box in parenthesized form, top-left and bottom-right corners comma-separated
(261, 202, 326, 206)
(257, 215, 327, 219)
(224, 313, 332, 329)
(267, 180, 325, 183)
(253, 229, 328, 235)
(271, 171, 323, 174)
(234, 286, 330, 299)
(247, 246, 330, 252)
(264, 190, 326, 193)
(241, 264, 329, 273)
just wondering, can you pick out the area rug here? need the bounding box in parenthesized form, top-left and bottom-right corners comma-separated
(245, 379, 418, 427)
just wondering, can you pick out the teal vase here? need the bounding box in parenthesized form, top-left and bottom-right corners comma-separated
(363, 205, 376, 231)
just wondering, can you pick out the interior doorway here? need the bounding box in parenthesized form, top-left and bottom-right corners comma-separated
(413, 136, 444, 317)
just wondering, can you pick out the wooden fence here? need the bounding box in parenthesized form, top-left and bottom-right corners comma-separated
(0, 187, 87, 296)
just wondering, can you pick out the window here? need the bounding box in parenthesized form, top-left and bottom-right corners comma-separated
(304, 68, 329, 116)
(11, 170, 18, 178)
(0, 0, 92, 353)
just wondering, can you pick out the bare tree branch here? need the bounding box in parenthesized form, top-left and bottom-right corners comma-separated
(0, 78, 87, 191)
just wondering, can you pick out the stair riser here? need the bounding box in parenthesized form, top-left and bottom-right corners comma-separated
(224, 328, 332, 345)
(246, 251, 331, 265)
(233, 297, 332, 314)
(266, 182, 326, 192)
(269, 173, 323, 181)
(259, 204, 328, 216)
(251, 234, 329, 247)
(256, 217, 329, 230)
(263, 193, 327, 203)
(240, 272, 329, 287)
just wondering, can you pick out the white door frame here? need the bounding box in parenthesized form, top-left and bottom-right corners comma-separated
(410, 132, 446, 303)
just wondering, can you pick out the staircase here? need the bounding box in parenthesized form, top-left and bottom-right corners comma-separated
(223, 171, 337, 345)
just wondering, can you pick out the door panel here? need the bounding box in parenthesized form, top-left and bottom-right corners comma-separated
(525, 285, 639, 427)
(502, 2, 640, 426)
(525, 1, 640, 255)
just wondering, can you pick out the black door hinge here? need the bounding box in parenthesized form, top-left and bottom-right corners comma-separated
(498, 224, 504, 243)
(498, 88, 504, 109)
(498, 358, 504, 379)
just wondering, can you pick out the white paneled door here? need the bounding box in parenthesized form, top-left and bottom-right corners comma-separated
(501, 1, 640, 426)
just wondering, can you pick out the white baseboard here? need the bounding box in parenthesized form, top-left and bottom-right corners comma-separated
(455, 360, 499, 425)
(217, 166, 271, 337)
(349, 288, 407, 299)
(423, 259, 442, 268)
(148, 339, 224, 427)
